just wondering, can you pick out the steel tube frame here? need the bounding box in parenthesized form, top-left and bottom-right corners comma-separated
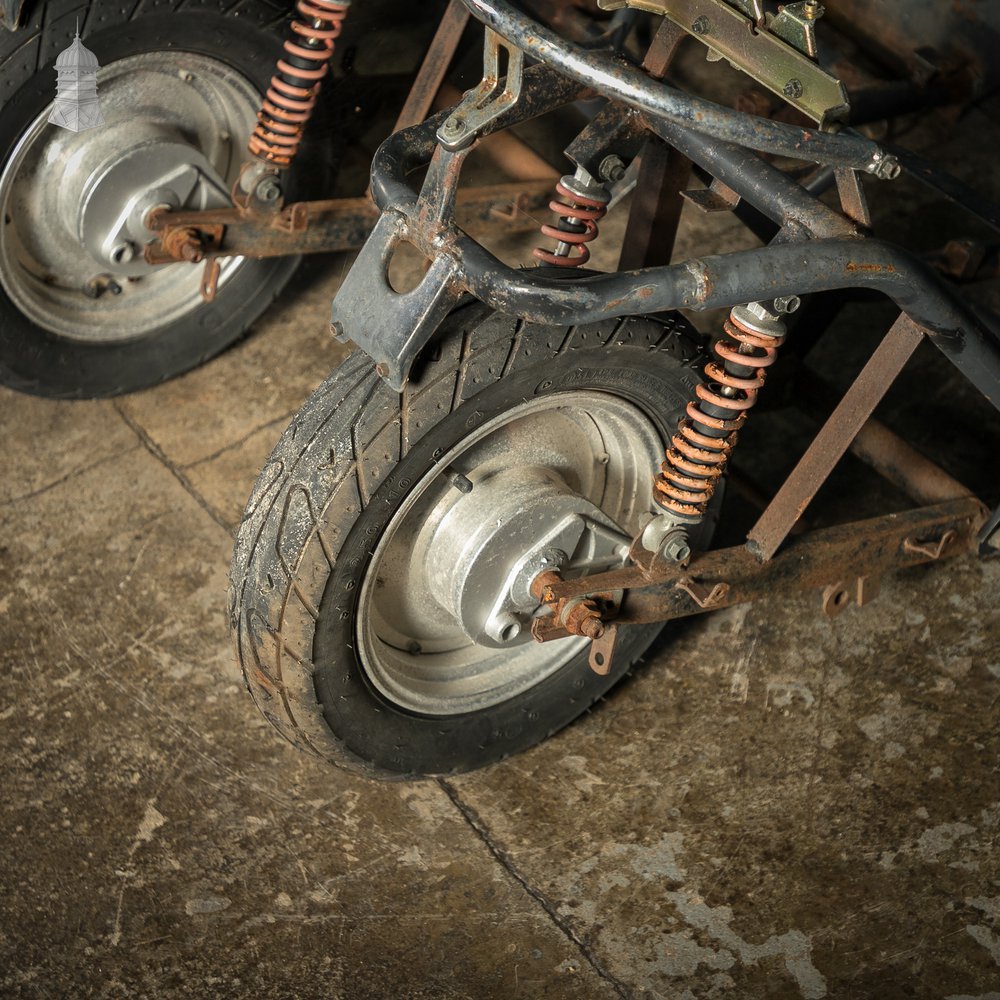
(358, 80, 1000, 409)
(458, 0, 898, 176)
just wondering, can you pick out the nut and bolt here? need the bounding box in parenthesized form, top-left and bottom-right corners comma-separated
(691, 15, 711, 34)
(255, 178, 282, 203)
(659, 533, 691, 565)
(441, 116, 464, 136)
(598, 155, 627, 183)
(783, 78, 804, 100)
(162, 227, 205, 263)
(562, 599, 606, 640)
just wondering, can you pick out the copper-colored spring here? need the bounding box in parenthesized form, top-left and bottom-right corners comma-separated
(654, 310, 784, 519)
(532, 179, 609, 267)
(248, 0, 349, 168)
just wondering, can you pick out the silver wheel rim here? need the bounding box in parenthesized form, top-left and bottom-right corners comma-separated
(0, 51, 260, 343)
(356, 390, 666, 716)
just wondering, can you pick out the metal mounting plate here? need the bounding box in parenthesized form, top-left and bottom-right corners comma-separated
(599, 0, 849, 125)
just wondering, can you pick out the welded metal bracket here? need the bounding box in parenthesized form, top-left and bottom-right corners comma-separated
(330, 211, 464, 390)
(436, 28, 524, 151)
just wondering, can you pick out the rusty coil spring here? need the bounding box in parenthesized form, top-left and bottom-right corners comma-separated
(248, 0, 349, 167)
(532, 179, 609, 267)
(653, 310, 784, 519)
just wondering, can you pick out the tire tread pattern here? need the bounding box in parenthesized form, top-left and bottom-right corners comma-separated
(230, 307, 705, 779)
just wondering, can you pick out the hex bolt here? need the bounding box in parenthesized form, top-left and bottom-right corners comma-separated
(691, 15, 711, 34)
(783, 79, 804, 100)
(579, 616, 605, 640)
(772, 294, 801, 314)
(660, 534, 691, 564)
(871, 154, 902, 181)
(441, 116, 464, 136)
(599, 155, 626, 183)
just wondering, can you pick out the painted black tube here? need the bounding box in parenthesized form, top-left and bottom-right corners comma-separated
(459, 0, 899, 176)
(447, 234, 1000, 409)
(642, 113, 855, 239)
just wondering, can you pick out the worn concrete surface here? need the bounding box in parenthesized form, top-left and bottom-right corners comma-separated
(3, 53, 1000, 1000)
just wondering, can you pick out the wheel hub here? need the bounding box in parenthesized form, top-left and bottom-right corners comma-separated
(76, 130, 229, 276)
(356, 391, 666, 716)
(424, 464, 626, 648)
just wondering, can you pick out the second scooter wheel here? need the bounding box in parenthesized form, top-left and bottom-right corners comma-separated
(230, 301, 716, 779)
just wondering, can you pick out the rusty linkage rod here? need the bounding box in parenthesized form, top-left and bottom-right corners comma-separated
(530, 496, 988, 643)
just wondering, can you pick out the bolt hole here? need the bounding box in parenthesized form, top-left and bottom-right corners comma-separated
(501, 621, 520, 642)
(594, 652, 605, 667)
(834, 589, 848, 606)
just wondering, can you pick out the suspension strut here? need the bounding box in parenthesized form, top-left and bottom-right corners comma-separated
(247, 0, 350, 169)
(533, 166, 609, 267)
(642, 298, 799, 561)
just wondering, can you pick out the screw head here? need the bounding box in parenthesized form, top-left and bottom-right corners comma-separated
(783, 78, 804, 100)
(691, 15, 711, 34)
(441, 116, 464, 135)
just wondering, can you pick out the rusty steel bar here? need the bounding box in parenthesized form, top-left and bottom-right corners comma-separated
(531, 496, 986, 638)
(746, 313, 926, 561)
(393, 0, 471, 133)
(794, 367, 975, 507)
(146, 180, 554, 263)
(618, 19, 691, 270)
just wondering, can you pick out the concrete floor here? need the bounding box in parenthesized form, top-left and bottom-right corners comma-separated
(3, 71, 1000, 1000)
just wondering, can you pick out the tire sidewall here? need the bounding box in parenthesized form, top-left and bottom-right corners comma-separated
(311, 318, 701, 775)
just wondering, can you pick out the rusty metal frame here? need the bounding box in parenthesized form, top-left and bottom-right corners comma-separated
(144, 0, 562, 272)
(313, 0, 1000, 657)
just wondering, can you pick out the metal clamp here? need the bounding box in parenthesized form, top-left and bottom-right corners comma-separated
(436, 29, 524, 151)
(903, 529, 957, 561)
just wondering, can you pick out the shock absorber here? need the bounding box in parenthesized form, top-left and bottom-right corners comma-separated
(643, 298, 798, 561)
(533, 166, 609, 268)
(247, 0, 350, 168)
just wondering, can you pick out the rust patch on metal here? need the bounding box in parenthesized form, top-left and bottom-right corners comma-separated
(846, 261, 896, 273)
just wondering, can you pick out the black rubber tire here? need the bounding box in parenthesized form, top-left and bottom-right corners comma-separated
(0, 0, 304, 398)
(230, 301, 713, 779)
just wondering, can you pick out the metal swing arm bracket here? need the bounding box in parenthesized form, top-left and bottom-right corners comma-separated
(530, 496, 988, 640)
